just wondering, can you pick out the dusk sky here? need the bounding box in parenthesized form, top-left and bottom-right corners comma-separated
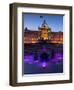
(23, 13, 63, 32)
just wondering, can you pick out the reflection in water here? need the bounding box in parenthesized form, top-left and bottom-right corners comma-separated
(24, 43, 63, 74)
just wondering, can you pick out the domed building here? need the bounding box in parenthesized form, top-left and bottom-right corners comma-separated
(38, 20, 51, 40)
(24, 20, 63, 44)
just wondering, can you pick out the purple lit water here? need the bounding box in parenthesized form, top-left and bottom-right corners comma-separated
(23, 43, 63, 74)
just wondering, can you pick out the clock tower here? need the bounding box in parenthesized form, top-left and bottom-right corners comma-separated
(38, 20, 51, 40)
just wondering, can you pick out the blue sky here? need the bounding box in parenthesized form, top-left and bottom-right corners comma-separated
(23, 13, 63, 32)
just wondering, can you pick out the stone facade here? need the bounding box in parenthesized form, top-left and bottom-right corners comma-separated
(24, 20, 63, 44)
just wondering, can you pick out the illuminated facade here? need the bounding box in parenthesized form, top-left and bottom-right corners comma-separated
(24, 20, 63, 44)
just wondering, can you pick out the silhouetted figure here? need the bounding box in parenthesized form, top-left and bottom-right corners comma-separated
(40, 52, 49, 62)
(51, 50, 55, 59)
(34, 52, 38, 61)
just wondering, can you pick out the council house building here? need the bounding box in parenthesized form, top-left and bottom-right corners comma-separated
(24, 20, 63, 44)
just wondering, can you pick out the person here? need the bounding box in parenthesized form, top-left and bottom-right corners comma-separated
(40, 52, 49, 62)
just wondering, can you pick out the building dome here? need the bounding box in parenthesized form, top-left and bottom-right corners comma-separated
(41, 20, 50, 29)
